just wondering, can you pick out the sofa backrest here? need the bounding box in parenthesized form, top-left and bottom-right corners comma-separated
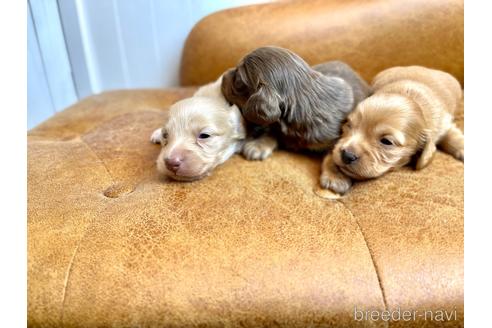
(180, 0, 464, 86)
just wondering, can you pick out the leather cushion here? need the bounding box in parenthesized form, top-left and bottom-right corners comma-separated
(28, 89, 463, 327)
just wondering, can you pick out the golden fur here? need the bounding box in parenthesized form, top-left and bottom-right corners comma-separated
(320, 66, 464, 194)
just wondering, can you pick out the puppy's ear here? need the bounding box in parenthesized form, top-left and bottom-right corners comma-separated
(150, 110, 170, 144)
(415, 130, 436, 170)
(221, 68, 236, 101)
(227, 104, 247, 140)
(233, 68, 249, 94)
(243, 84, 282, 125)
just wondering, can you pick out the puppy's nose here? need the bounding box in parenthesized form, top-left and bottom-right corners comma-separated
(164, 156, 183, 173)
(341, 149, 359, 165)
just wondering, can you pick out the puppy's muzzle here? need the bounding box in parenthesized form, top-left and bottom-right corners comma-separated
(341, 149, 359, 165)
(165, 156, 183, 173)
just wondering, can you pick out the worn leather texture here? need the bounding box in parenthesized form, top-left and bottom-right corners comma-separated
(28, 0, 464, 327)
(28, 91, 464, 327)
(181, 0, 464, 86)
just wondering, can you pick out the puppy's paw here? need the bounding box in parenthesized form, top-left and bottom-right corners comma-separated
(454, 148, 464, 162)
(150, 128, 162, 144)
(243, 141, 273, 160)
(439, 125, 464, 163)
(320, 171, 352, 195)
(242, 138, 276, 161)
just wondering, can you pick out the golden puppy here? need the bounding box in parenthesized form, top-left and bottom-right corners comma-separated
(320, 66, 464, 194)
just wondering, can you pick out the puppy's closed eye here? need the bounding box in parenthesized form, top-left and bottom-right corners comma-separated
(380, 137, 393, 146)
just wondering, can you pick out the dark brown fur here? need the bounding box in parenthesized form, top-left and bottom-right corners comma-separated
(221, 46, 372, 151)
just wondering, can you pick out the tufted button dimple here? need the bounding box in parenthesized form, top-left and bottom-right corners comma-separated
(103, 182, 135, 198)
(61, 134, 79, 141)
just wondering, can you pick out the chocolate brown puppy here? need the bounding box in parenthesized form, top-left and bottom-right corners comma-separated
(320, 66, 464, 194)
(221, 46, 371, 154)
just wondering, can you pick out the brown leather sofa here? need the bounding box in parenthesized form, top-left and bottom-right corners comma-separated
(27, 0, 464, 327)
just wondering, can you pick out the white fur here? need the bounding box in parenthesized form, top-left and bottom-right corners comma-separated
(151, 76, 246, 180)
(150, 128, 163, 144)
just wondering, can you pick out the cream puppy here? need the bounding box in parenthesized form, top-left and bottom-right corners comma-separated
(151, 77, 247, 181)
(320, 66, 464, 194)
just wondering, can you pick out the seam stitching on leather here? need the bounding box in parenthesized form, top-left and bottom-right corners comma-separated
(59, 139, 115, 325)
(59, 201, 114, 326)
(79, 137, 116, 185)
(59, 236, 83, 325)
(336, 199, 389, 322)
